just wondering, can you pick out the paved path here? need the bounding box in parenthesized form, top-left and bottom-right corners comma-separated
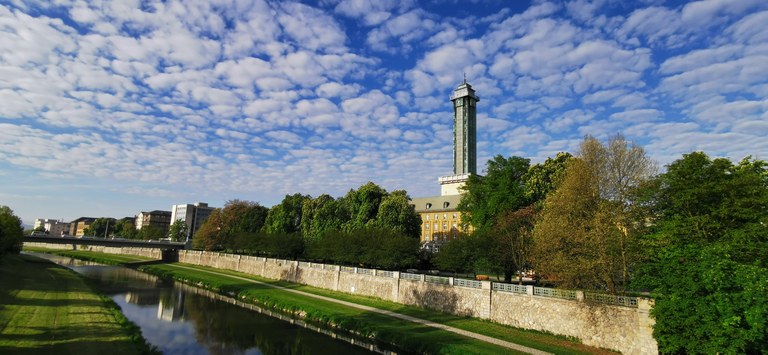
(170, 264, 551, 355)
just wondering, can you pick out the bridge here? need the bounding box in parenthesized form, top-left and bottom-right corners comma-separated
(24, 235, 187, 261)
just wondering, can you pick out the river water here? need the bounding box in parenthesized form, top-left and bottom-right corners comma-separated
(30, 253, 384, 355)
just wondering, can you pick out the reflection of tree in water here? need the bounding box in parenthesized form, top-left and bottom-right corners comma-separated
(182, 293, 372, 355)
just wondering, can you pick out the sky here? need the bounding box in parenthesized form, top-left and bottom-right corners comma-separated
(1, 0, 767, 226)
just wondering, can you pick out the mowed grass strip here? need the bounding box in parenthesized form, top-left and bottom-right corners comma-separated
(0, 254, 156, 355)
(142, 262, 612, 354)
(22, 247, 155, 265)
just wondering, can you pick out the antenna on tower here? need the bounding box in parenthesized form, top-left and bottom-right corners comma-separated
(463, 72, 467, 84)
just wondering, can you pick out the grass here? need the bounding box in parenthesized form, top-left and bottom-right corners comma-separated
(24, 248, 615, 354)
(22, 247, 154, 265)
(0, 253, 158, 355)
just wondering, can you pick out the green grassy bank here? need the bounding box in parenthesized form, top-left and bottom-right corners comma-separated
(0, 253, 158, 355)
(25, 248, 613, 354)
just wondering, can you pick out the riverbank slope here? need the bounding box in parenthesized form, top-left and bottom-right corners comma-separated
(0, 253, 158, 355)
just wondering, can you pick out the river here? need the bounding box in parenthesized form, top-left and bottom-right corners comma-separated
(30, 253, 387, 355)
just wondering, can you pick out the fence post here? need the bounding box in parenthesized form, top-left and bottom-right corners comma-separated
(392, 271, 400, 303)
(576, 290, 585, 301)
(526, 285, 534, 296)
(334, 265, 341, 291)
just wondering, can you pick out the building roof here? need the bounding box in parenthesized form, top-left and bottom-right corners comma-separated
(140, 210, 172, 216)
(410, 194, 463, 213)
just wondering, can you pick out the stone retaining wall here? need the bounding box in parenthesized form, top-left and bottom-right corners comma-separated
(176, 250, 657, 354)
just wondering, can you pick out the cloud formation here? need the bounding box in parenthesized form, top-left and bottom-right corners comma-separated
(1, 0, 767, 223)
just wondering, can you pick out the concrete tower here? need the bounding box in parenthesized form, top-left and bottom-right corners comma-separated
(439, 78, 479, 196)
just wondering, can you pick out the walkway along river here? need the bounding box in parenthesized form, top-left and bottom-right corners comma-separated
(28, 253, 388, 354)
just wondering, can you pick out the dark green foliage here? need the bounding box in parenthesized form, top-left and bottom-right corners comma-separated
(372, 190, 421, 239)
(113, 218, 137, 239)
(221, 199, 269, 234)
(262, 193, 310, 235)
(305, 228, 419, 269)
(300, 194, 349, 239)
(255, 232, 305, 260)
(458, 155, 530, 231)
(0, 205, 23, 258)
(634, 152, 768, 353)
(84, 217, 117, 237)
(523, 152, 573, 203)
(138, 225, 166, 240)
(341, 182, 387, 232)
(432, 233, 483, 275)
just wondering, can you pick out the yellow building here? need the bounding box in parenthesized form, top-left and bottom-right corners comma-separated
(411, 195, 464, 243)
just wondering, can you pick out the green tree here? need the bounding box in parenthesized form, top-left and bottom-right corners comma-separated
(433, 233, 483, 276)
(633, 152, 768, 353)
(262, 194, 310, 235)
(168, 219, 188, 242)
(300, 194, 349, 239)
(341, 182, 387, 232)
(373, 190, 421, 238)
(84, 217, 116, 238)
(523, 152, 573, 202)
(531, 135, 655, 293)
(138, 225, 165, 240)
(0, 205, 24, 258)
(221, 200, 269, 234)
(458, 155, 530, 231)
(112, 218, 137, 239)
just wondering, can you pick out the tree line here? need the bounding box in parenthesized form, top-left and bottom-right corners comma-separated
(190, 183, 423, 270)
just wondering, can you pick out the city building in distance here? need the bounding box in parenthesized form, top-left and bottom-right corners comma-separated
(33, 218, 70, 236)
(170, 202, 215, 241)
(411, 79, 479, 251)
(135, 210, 172, 233)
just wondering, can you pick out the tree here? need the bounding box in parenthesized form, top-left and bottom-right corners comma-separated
(192, 209, 225, 250)
(488, 205, 537, 283)
(113, 218, 137, 239)
(262, 194, 310, 235)
(0, 205, 23, 259)
(138, 225, 165, 240)
(531, 135, 655, 293)
(433, 233, 483, 275)
(458, 155, 530, 231)
(341, 182, 387, 232)
(84, 217, 116, 238)
(300, 194, 349, 239)
(168, 219, 188, 242)
(220, 200, 269, 235)
(373, 190, 421, 238)
(633, 152, 768, 353)
(523, 152, 573, 203)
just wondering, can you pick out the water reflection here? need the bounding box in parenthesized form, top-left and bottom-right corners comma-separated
(28, 253, 386, 355)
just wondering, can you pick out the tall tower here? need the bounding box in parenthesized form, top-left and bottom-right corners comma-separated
(450, 79, 479, 175)
(439, 79, 479, 196)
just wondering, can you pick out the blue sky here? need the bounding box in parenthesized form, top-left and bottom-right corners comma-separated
(1, 0, 767, 226)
